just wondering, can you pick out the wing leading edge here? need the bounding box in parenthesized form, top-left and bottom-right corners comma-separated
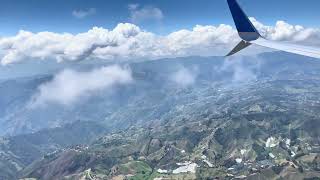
(226, 0, 320, 59)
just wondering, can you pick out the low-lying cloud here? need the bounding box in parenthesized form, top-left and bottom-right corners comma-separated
(0, 19, 320, 65)
(29, 65, 132, 107)
(222, 56, 258, 83)
(170, 67, 198, 87)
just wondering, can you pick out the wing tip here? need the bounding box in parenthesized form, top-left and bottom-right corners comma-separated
(227, 0, 260, 41)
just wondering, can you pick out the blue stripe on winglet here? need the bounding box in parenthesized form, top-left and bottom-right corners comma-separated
(227, 0, 260, 41)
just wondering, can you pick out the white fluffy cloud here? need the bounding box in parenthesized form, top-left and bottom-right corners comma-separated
(128, 4, 164, 23)
(250, 17, 320, 45)
(72, 8, 96, 19)
(170, 67, 198, 87)
(0, 19, 320, 65)
(0, 23, 238, 65)
(29, 65, 132, 107)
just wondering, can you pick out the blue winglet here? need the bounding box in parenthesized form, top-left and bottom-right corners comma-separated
(227, 0, 260, 41)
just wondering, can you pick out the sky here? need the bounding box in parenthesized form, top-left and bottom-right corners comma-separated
(0, 0, 320, 35)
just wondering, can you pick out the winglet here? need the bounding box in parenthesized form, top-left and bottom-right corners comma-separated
(227, 0, 260, 41)
(226, 40, 251, 56)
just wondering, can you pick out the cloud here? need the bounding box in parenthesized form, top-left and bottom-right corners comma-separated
(0, 23, 238, 65)
(128, 4, 164, 23)
(250, 17, 320, 45)
(0, 20, 320, 65)
(128, 4, 139, 11)
(72, 8, 96, 19)
(29, 65, 132, 107)
(222, 56, 258, 83)
(170, 67, 198, 87)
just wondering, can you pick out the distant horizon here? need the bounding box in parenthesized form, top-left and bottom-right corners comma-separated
(0, 50, 310, 81)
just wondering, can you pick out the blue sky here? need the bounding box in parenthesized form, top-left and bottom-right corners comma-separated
(0, 0, 319, 35)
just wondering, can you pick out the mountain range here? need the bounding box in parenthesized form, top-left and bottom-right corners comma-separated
(0, 52, 320, 179)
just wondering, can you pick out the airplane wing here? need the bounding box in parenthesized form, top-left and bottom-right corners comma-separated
(226, 0, 320, 59)
(252, 38, 320, 59)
